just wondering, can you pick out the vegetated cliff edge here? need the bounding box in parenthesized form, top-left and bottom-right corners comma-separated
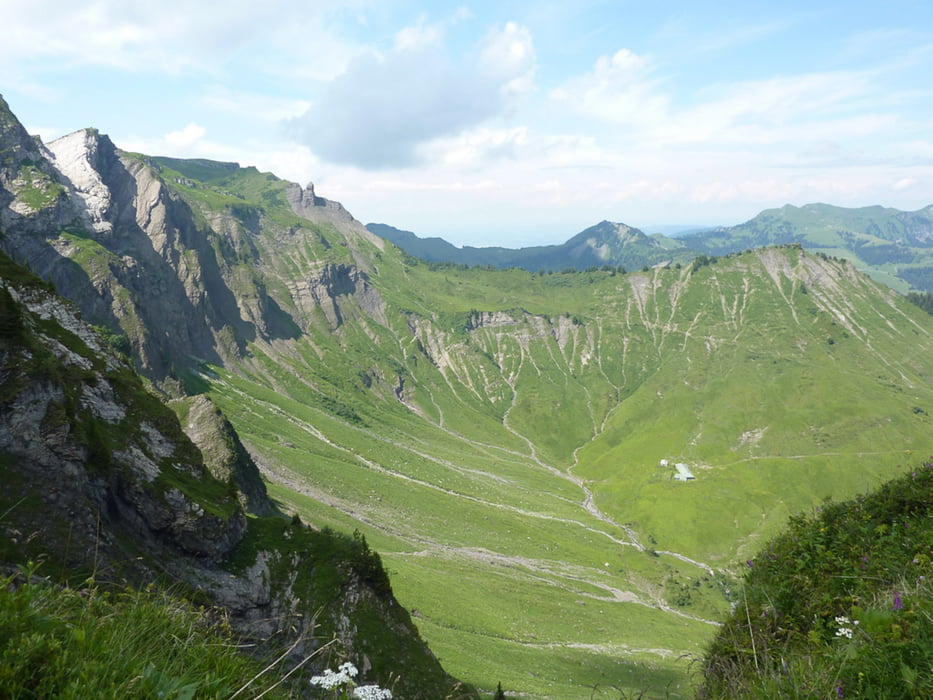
(699, 458, 933, 699)
(0, 256, 463, 697)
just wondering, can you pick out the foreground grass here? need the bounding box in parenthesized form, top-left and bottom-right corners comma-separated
(701, 459, 933, 699)
(0, 566, 292, 699)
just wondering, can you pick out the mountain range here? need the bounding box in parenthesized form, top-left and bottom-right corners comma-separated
(366, 220, 695, 272)
(367, 202, 933, 294)
(3, 93, 933, 698)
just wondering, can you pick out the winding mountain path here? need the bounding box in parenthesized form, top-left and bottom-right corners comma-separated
(215, 329, 726, 641)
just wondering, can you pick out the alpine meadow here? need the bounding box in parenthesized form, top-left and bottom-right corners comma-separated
(3, 91, 933, 700)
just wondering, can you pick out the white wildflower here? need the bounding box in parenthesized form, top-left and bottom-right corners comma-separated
(834, 616, 856, 639)
(339, 661, 359, 678)
(353, 685, 393, 700)
(310, 662, 359, 690)
(309, 669, 344, 690)
(309, 671, 337, 689)
(308, 661, 382, 696)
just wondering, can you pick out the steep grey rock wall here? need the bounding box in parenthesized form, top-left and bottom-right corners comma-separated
(1, 98, 391, 388)
(1, 124, 225, 381)
(0, 279, 246, 567)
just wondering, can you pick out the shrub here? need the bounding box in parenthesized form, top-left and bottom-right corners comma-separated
(700, 460, 933, 699)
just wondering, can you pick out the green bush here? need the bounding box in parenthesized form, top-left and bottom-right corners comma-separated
(700, 459, 933, 699)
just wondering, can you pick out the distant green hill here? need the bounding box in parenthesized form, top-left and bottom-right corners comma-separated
(681, 203, 933, 293)
(371, 203, 933, 296)
(367, 220, 695, 271)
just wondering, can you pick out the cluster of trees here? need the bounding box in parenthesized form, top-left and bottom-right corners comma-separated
(907, 291, 933, 315)
(690, 254, 719, 274)
(0, 285, 23, 339)
(900, 267, 933, 294)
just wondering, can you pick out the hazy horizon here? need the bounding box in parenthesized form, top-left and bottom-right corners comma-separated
(4, 0, 931, 247)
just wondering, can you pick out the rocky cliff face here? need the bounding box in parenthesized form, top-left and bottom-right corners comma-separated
(171, 393, 273, 516)
(0, 253, 461, 697)
(0, 257, 246, 569)
(0, 118, 214, 381)
(0, 96, 389, 387)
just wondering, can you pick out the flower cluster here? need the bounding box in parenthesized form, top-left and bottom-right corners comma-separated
(309, 661, 392, 699)
(835, 615, 858, 639)
(310, 661, 359, 690)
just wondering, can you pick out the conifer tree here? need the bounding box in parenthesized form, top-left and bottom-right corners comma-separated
(0, 285, 23, 340)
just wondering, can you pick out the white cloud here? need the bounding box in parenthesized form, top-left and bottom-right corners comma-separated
(120, 128, 256, 166)
(550, 49, 668, 127)
(667, 71, 874, 139)
(551, 50, 900, 169)
(288, 21, 538, 169)
(165, 123, 206, 147)
(199, 89, 312, 123)
(478, 21, 537, 96)
(394, 17, 445, 51)
(0, 0, 368, 79)
(899, 140, 933, 165)
(426, 126, 530, 167)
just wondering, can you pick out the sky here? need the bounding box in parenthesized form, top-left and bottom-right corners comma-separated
(2, 0, 932, 247)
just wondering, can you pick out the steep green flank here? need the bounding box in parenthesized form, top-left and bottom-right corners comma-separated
(700, 458, 933, 699)
(575, 246, 933, 565)
(196, 241, 933, 698)
(144, 155, 312, 231)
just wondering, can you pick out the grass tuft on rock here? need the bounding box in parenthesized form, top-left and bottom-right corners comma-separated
(0, 564, 293, 699)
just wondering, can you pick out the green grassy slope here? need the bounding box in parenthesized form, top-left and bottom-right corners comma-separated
(177, 180, 933, 698)
(0, 570, 294, 700)
(19, 144, 933, 697)
(700, 459, 933, 699)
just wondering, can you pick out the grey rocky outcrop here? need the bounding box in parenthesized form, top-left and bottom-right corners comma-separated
(1, 96, 390, 390)
(0, 280, 245, 566)
(173, 393, 274, 516)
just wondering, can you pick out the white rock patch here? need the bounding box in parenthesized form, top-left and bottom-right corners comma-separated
(47, 130, 113, 233)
